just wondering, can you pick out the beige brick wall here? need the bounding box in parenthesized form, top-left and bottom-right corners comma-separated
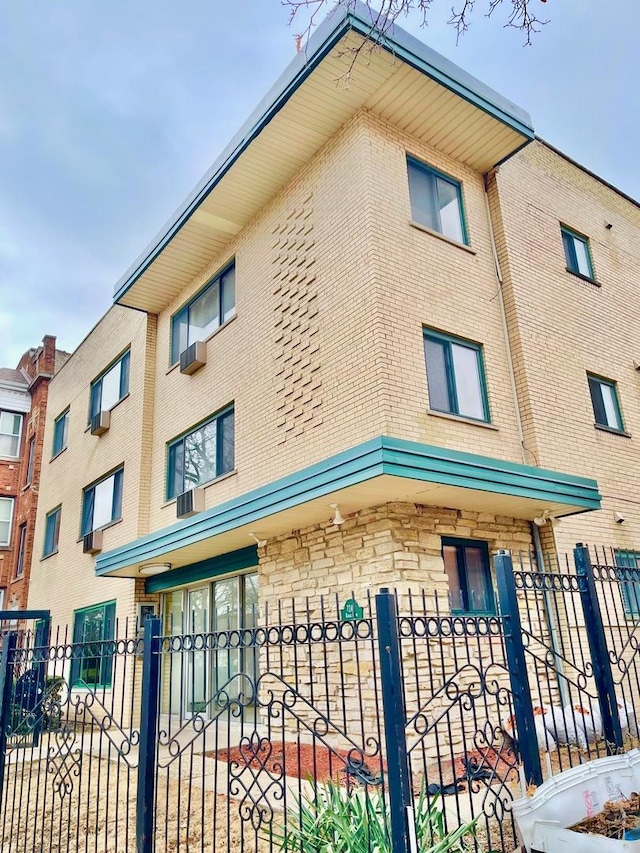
(490, 140, 640, 557)
(27, 305, 154, 631)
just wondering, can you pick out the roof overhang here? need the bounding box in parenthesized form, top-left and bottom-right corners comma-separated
(113, 3, 534, 314)
(95, 435, 599, 579)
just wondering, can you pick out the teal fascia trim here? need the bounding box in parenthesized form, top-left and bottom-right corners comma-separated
(95, 436, 600, 577)
(145, 545, 258, 594)
(113, 3, 533, 306)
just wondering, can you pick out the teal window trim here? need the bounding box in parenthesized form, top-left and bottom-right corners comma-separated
(406, 155, 469, 245)
(170, 260, 236, 365)
(52, 408, 70, 457)
(14, 523, 26, 578)
(88, 348, 131, 423)
(442, 536, 495, 616)
(587, 373, 624, 433)
(424, 328, 490, 423)
(614, 551, 640, 618)
(166, 404, 235, 500)
(43, 506, 62, 558)
(70, 600, 117, 689)
(146, 546, 258, 593)
(81, 466, 124, 536)
(561, 225, 595, 281)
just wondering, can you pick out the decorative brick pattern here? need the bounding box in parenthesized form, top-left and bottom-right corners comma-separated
(273, 194, 323, 443)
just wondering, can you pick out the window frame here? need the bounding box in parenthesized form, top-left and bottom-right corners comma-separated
(14, 523, 26, 578)
(25, 436, 35, 487)
(423, 328, 490, 423)
(442, 537, 495, 616)
(81, 467, 124, 536)
(170, 261, 236, 365)
(0, 497, 14, 547)
(561, 225, 595, 281)
(70, 600, 117, 689)
(406, 156, 469, 246)
(88, 350, 130, 422)
(166, 405, 235, 500)
(614, 551, 640, 618)
(52, 408, 70, 457)
(0, 410, 23, 459)
(587, 373, 624, 433)
(43, 506, 62, 558)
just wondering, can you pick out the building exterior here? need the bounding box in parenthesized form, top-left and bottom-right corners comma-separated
(0, 337, 68, 610)
(26, 5, 638, 709)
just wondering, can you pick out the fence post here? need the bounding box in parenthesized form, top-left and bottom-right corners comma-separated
(32, 616, 51, 748)
(376, 588, 411, 853)
(494, 550, 543, 787)
(574, 543, 623, 753)
(0, 632, 18, 808)
(136, 617, 162, 853)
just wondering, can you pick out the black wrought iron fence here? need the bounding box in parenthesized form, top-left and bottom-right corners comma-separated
(0, 545, 638, 853)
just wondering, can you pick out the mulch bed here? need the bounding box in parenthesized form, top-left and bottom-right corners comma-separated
(209, 741, 384, 783)
(571, 792, 640, 839)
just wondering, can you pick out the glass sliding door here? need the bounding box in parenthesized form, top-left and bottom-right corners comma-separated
(186, 588, 209, 714)
(161, 572, 259, 717)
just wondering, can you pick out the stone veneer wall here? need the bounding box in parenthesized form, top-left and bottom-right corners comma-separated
(255, 502, 555, 758)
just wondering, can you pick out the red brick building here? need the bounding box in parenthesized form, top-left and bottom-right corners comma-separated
(0, 337, 69, 609)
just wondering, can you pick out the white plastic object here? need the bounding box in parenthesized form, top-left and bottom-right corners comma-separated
(512, 749, 640, 852)
(506, 706, 557, 751)
(543, 703, 601, 748)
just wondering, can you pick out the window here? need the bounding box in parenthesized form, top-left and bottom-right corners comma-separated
(0, 411, 22, 458)
(25, 437, 35, 486)
(167, 407, 235, 499)
(52, 409, 69, 456)
(163, 572, 258, 713)
(14, 524, 26, 578)
(424, 330, 489, 422)
(89, 351, 130, 420)
(588, 374, 623, 432)
(43, 506, 61, 557)
(0, 498, 13, 547)
(614, 551, 640, 618)
(407, 157, 467, 244)
(82, 468, 124, 535)
(442, 538, 495, 615)
(70, 601, 116, 688)
(561, 226, 594, 280)
(171, 263, 236, 364)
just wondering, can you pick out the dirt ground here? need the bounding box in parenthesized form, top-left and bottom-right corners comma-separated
(0, 758, 274, 853)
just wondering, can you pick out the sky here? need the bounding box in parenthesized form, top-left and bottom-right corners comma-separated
(0, 0, 637, 367)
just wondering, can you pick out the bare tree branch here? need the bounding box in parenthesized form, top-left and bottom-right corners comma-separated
(283, 0, 549, 51)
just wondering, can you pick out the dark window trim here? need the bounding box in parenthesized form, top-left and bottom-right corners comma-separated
(166, 404, 235, 500)
(24, 436, 35, 487)
(442, 536, 495, 616)
(423, 328, 490, 423)
(14, 523, 26, 578)
(587, 372, 624, 433)
(43, 505, 62, 558)
(170, 259, 236, 365)
(81, 466, 124, 537)
(406, 155, 469, 246)
(561, 224, 596, 282)
(88, 348, 131, 423)
(52, 407, 70, 457)
(70, 600, 117, 689)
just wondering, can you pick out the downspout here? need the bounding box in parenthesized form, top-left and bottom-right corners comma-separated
(482, 175, 567, 706)
(531, 521, 569, 707)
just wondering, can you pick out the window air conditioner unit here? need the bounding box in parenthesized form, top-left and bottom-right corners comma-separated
(90, 410, 111, 436)
(176, 488, 205, 519)
(83, 529, 103, 555)
(180, 341, 207, 375)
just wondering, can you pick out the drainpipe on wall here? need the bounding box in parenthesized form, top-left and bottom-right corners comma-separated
(531, 523, 569, 708)
(482, 175, 568, 707)
(482, 175, 528, 467)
